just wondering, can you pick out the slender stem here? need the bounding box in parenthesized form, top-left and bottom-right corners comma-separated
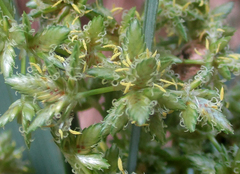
(0, 1, 14, 20)
(208, 135, 221, 152)
(127, 0, 159, 173)
(75, 86, 123, 99)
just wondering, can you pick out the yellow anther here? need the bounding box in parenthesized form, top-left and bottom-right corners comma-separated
(177, 82, 184, 86)
(71, 35, 78, 42)
(111, 7, 123, 13)
(162, 112, 167, 117)
(82, 62, 87, 73)
(194, 48, 202, 56)
(102, 44, 117, 49)
(123, 82, 132, 94)
(146, 48, 150, 58)
(54, 55, 65, 63)
(29, 63, 43, 74)
(173, 0, 175, 7)
(64, 47, 72, 54)
(58, 129, 63, 139)
(154, 84, 166, 93)
(199, 0, 204, 6)
(52, 0, 62, 7)
(111, 52, 121, 61)
(84, 9, 93, 14)
(220, 86, 224, 101)
(171, 78, 178, 90)
(182, 2, 192, 10)
(118, 157, 125, 174)
(120, 82, 135, 86)
(107, 16, 113, 20)
(201, 108, 208, 115)
(216, 43, 221, 53)
(115, 68, 129, 72)
(126, 54, 132, 66)
(112, 61, 121, 65)
(71, 3, 81, 14)
(199, 30, 206, 41)
(152, 50, 157, 57)
(114, 48, 119, 54)
(226, 102, 229, 108)
(218, 57, 230, 60)
(157, 61, 161, 72)
(205, 39, 209, 50)
(72, 15, 79, 25)
(211, 105, 218, 109)
(69, 129, 82, 135)
(70, 30, 82, 33)
(131, 121, 136, 124)
(79, 54, 86, 59)
(122, 60, 129, 67)
(178, 37, 182, 46)
(167, 31, 174, 37)
(217, 28, 225, 32)
(159, 79, 175, 85)
(135, 11, 141, 20)
(82, 40, 87, 52)
(168, 110, 174, 114)
(228, 54, 239, 60)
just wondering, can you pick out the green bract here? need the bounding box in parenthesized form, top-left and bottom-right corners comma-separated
(0, 0, 240, 173)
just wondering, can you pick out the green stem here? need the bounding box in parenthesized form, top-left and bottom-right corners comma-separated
(21, 57, 26, 75)
(75, 86, 123, 99)
(127, 0, 159, 173)
(0, 1, 14, 20)
(208, 135, 221, 152)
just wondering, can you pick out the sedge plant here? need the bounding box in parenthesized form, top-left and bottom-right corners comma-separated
(0, 0, 240, 173)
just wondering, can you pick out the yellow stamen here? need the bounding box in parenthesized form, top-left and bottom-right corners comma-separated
(30, 63, 43, 74)
(178, 37, 182, 46)
(135, 11, 141, 20)
(54, 55, 65, 63)
(211, 105, 218, 109)
(52, 0, 62, 7)
(194, 48, 202, 56)
(199, 0, 204, 6)
(115, 68, 129, 72)
(111, 7, 123, 13)
(154, 84, 166, 93)
(111, 52, 121, 61)
(69, 129, 82, 135)
(58, 129, 63, 139)
(199, 30, 206, 41)
(162, 112, 167, 117)
(71, 35, 78, 42)
(64, 47, 72, 54)
(177, 82, 184, 86)
(146, 48, 150, 58)
(113, 61, 121, 65)
(167, 31, 174, 37)
(228, 54, 239, 60)
(217, 28, 225, 32)
(114, 47, 119, 54)
(205, 39, 209, 50)
(118, 157, 125, 174)
(85, 75, 94, 78)
(213, 13, 224, 17)
(107, 16, 113, 20)
(102, 44, 117, 49)
(173, 0, 175, 7)
(82, 40, 87, 52)
(79, 54, 86, 59)
(159, 79, 175, 85)
(157, 61, 161, 72)
(84, 9, 93, 14)
(120, 82, 135, 86)
(152, 50, 157, 57)
(72, 15, 79, 25)
(126, 54, 132, 66)
(220, 86, 224, 101)
(218, 57, 230, 60)
(171, 78, 178, 90)
(122, 60, 129, 67)
(123, 82, 131, 94)
(71, 4, 81, 14)
(131, 121, 136, 124)
(216, 43, 221, 53)
(168, 110, 174, 114)
(82, 62, 87, 73)
(182, 2, 192, 10)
